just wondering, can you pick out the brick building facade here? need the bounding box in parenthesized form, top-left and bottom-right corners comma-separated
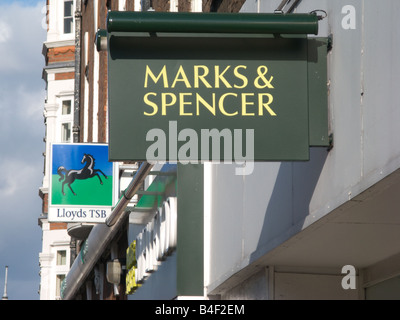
(38, 0, 76, 300)
(40, 0, 249, 300)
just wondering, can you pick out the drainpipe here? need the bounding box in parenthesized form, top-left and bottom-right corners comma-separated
(69, 0, 82, 268)
(73, 0, 82, 143)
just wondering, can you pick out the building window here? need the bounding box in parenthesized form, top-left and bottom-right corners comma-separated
(62, 100, 71, 115)
(56, 274, 66, 297)
(57, 250, 67, 265)
(64, 0, 73, 34)
(119, 0, 126, 11)
(60, 99, 73, 142)
(62, 123, 72, 142)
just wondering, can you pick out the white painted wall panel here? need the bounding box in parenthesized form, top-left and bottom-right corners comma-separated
(208, 0, 400, 294)
(362, 1, 400, 181)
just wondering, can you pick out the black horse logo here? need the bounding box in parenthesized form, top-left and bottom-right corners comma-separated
(57, 153, 108, 196)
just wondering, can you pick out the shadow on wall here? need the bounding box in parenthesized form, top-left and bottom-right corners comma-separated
(249, 147, 328, 264)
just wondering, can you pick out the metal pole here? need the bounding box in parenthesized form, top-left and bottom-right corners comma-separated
(287, 0, 302, 13)
(106, 161, 153, 227)
(73, 0, 82, 143)
(62, 161, 153, 300)
(2, 266, 8, 300)
(275, 0, 291, 13)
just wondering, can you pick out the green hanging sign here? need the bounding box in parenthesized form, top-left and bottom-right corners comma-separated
(105, 12, 329, 167)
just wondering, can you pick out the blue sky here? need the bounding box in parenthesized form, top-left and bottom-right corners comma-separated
(0, 0, 46, 300)
(0, 0, 43, 5)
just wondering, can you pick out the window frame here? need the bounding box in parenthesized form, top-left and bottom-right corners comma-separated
(56, 250, 67, 266)
(56, 274, 66, 298)
(58, 97, 74, 143)
(63, 0, 74, 35)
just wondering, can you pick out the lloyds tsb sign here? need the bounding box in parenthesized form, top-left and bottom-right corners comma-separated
(105, 12, 329, 171)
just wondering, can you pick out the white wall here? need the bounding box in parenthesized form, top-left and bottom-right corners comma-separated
(42, 76, 74, 189)
(39, 220, 71, 300)
(207, 0, 400, 295)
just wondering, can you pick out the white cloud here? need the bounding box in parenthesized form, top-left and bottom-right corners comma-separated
(15, 85, 45, 121)
(0, 158, 38, 197)
(0, 21, 12, 43)
(0, 2, 46, 72)
(0, 1, 46, 300)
